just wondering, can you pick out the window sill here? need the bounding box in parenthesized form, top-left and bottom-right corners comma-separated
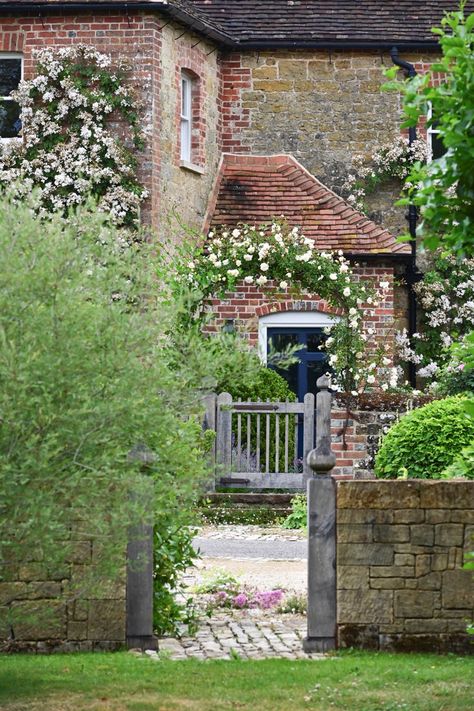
(179, 160, 205, 175)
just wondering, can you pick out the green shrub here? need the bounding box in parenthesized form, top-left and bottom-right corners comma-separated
(0, 194, 213, 634)
(153, 524, 199, 636)
(441, 442, 474, 480)
(281, 494, 307, 530)
(375, 396, 474, 479)
(218, 361, 296, 403)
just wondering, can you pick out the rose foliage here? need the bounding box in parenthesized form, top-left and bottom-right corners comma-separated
(0, 45, 146, 226)
(176, 221, 396, 395)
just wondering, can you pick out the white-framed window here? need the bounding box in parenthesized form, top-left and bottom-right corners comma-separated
(0, 52, 23, 139)
(180, 71, 192, 163)
(426, 101, 444, 162)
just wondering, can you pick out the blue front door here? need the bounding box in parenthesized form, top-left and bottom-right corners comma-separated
(267, 327, 329, 402)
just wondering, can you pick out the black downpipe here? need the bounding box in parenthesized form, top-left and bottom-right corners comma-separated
(390, 47, 420, 388)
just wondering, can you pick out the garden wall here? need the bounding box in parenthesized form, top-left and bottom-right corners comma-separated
(0, 527, 126, 653)
(336, 480, 474, 653)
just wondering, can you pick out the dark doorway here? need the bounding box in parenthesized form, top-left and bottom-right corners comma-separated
(267, 327, 329, 402)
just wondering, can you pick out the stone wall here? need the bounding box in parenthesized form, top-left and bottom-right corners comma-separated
(0, 532, 126, 653)
(158, 25, 221, 235)
(219, 50, 438, 235)
(337, 480, 474, 653)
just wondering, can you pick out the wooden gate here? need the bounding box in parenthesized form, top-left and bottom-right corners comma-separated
(203, 393, 315, 490)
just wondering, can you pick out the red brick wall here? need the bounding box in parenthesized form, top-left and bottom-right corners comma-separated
(218, 53, 251, 153)
(0, 11, 220, 232)
(0, 12, 161, 224)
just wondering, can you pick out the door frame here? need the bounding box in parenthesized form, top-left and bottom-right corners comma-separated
(258, 310, 338, 364)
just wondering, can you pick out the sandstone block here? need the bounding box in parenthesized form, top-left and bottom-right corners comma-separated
(338, 543, 393, 566)
(442, 570, 474, 609)
(73, 600, 89, 622)
(0, 605, 10, 639)
(370, 577, 407, 590)
(464, 525, 474, 549)
(66, 541, 92, 565)
(252, 80, 293, 92)
(88, 599, 125, 641)
(18, 564, 46, 582)
(394, 554, 415, 566)
(0, 582, 28, 606)
(338, 589, 393, 624)
(420, 481, 474, 509)
(404, 618, 447, 634)
(252, 65, 278, 80)
(337, 524, 373, 543)
(337, 508, 392, 524)
(411, 525, 434, 546)
(415, 555, 431, 578)
(10, 600, 66, 640)
(435, 524, 464, 547)
(337, 481, 420, 510)
(337, 565, 369, 590)
(278, 60, 308, 80)
(26, 582, 62, 600)
(374, 524, 410, 543)
(445, 617, 472, 633)
(451, 510, 474, 524)
(370, 566, 414, 578)
(431, 553, 449, 571)
(425, 509, 451, 524)
(67, 621, 88, 641)
(394, 591, 435, 618)
(392, 509, 425, 524)
(415, 573, 441, 591)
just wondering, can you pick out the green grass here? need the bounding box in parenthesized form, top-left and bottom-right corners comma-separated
(0, 650, 473, 710)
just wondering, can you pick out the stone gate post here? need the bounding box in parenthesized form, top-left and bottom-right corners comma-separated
(303, 374, 337, 653)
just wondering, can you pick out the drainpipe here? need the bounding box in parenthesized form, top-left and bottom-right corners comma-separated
(390, 47, 420, 388)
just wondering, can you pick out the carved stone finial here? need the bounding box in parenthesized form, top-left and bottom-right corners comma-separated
(307, 374, 336, 476)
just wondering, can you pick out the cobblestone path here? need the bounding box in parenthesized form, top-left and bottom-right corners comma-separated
(159, 611, 324, 661)
(157, 525, 325, 661)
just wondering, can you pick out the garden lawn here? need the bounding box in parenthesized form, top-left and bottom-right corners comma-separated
(0, 651, 473, 710)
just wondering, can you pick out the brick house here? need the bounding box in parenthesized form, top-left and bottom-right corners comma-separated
(0, 0, 470, 474)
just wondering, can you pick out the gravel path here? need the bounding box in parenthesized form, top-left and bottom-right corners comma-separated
(193, 536, 307, 560)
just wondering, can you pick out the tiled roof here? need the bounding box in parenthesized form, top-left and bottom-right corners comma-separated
(206, 154, 409, 255)
(3, 1, 473, 48)
(190, 0, 474, 47)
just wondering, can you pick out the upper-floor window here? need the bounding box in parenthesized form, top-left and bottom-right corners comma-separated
(0, 53, 22, 139)
(426, 102, 445, 162)
(180, 71, 193, 163)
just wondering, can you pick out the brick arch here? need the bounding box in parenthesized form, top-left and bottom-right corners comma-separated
(256, 298, 344, 318)
(0, 33, 24, 53)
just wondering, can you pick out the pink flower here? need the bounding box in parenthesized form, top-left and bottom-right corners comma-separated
(233, 593, 248, 608)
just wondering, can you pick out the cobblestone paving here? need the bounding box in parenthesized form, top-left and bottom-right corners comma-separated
(158, 610, 325, 661)
(155, 524, 321, 661)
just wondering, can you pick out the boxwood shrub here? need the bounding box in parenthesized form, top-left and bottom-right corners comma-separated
(374, 396, 474, 479)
